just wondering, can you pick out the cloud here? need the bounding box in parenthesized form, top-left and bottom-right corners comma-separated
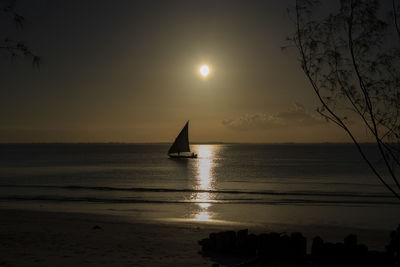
(222, 103, 327, 131)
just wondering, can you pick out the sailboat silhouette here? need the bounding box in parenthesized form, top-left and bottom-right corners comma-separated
(168, 121, 197, 158)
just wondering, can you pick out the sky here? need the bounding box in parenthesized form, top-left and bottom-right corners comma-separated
(0, 0, 374, 143)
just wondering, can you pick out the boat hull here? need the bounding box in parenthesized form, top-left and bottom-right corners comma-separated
(168, 153, 197, 159)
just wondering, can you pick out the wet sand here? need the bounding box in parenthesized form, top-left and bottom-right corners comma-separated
(0, 208, 393, 266)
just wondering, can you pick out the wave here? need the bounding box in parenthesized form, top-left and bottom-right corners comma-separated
(0, 184, 394, 199)
(0, 195, 398, 206)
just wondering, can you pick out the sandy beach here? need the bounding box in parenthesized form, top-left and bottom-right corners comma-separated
(0, 208, 393, 267)
(0, 208, 250, 267)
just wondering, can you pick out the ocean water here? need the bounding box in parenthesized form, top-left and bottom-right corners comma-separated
(0, 143, 399, 230)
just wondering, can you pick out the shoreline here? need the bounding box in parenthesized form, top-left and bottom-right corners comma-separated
(0, 208, 393, 266)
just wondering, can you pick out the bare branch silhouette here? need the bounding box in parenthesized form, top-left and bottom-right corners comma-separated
(289, 0, 400, 200)
(1, 0, 40, 68)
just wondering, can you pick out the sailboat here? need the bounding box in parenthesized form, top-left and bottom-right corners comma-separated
(168, 121, 197, 158)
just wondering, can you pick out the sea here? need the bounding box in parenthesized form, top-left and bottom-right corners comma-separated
(0, 143, 399, 230)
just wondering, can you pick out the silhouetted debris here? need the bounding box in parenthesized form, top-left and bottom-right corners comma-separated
(237, 229, 248, 249)
(92, 225, 102, 230)
(199, 237, 213, 252)
(290, 232, 307, 260)
(386, 224, 400, 267)
(311, 236, 323, 260)
(215, 231, 236, 252)
(199, 226, 400, 266)
(344, 234, 357, 247)
(311, 234, 376, 266)
(246, 234, 258, 256)
(343, 234, 358, 263)
(199, 229, 307, 262)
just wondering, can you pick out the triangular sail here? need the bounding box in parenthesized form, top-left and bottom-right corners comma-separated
(168, 121, 190, 154)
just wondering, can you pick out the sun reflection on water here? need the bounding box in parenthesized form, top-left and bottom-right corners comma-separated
(198, 202, 211, 209)
(195, 211, 211, 222)
(191, 145, 219, 222)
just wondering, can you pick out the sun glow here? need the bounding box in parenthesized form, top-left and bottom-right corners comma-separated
(199, 64, 210, 77)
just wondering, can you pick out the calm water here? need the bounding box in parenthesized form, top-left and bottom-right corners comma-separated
(0, 143, 399, 229)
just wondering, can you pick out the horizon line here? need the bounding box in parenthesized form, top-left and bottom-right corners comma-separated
(0, 141, 379, 145)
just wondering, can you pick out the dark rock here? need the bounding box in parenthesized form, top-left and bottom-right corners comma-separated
(225, 231, 237, 250)
(278, 234, 290, 258)
(215, 232, 225, 251)
(199, 228, 397, 266)
(257, 232, 285, 259)
(386, 224, 400, 267)
(246, 234, 258, 256)
(237, 229, 248, 248)
(215, 231, 236, 252)
(199, 238, 213, 252)
(289, 232, 307, 259)
(368, 250, 387, 267)
(356, 244, 369, 264)
(344, 234, 357, 247)
(333, 242, 346, 262)
(209, 233, 217, 250)
(209, 232, 217, 241)
(311, 236, 324, 259)
(257, 233, 272, 258)
(357, 243, 368, 254)
(322, 242, 337, 262)
(92, 225, 102, 230)
(343, 234, 358, 263)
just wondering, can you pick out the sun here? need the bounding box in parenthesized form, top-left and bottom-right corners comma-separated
(199, 65, 210, 77)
